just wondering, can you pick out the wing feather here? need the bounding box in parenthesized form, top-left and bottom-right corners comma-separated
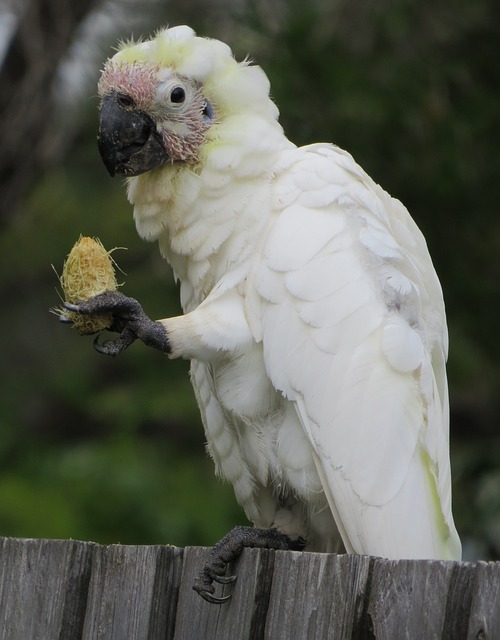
(264, 203, 345, 271)
(251, 144, 461, 560)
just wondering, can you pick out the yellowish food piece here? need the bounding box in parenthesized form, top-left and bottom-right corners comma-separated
(54, 236, 120, 335)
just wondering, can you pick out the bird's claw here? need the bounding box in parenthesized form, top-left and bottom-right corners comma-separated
(192, 526, 305, 604)
(196, 589, 232, 605)
(63, 291, 170, 356)
(193, 571, 236, 604)
(63, 302, 81, 314)
(213, 573, 237, 584)
(92, 331, 136, 357)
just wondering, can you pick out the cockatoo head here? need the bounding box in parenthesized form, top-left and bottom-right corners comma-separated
(97, 25, 277, 177)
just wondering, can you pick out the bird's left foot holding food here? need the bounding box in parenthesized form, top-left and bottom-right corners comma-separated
(193, 526, 306, 604)
(64, 291, 170, 356)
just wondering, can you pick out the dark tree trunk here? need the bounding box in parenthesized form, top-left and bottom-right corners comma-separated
(0, 0, 99, 225)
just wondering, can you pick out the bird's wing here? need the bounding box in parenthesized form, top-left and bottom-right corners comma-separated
(247, 143, 461, 560)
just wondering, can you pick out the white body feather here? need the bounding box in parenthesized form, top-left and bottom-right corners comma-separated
(116, 26, 461, 560)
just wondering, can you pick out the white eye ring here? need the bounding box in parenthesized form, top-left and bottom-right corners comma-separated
(156, 78, 189, 107)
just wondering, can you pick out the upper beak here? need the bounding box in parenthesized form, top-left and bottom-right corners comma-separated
(97, 95, 169, 177)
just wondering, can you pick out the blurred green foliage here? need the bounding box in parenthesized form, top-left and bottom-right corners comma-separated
(0, 0, 498, 557)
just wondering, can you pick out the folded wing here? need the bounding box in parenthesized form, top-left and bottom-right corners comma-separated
(251, 144, 461, 560)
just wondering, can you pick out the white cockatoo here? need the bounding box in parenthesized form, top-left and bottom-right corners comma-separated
(67, 25, 461, 601)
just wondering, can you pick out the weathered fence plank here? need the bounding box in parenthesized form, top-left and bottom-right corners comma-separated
(0, 537, 94, 640)
(466, 561, 500, 640)
(173, 546, 277, 640)
(264, 551, 372, 639)
(366, 558, 460, 640)
(81, 544, 183, 640)
(1, 537, 499, 640)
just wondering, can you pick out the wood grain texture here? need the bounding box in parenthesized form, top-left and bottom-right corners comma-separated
(0, 537, 499, 640)
(366, 558, 459, 639)
(0, 537, 94, 640)
(265, 551, 372, 640)
(466, 561, 500, 640)
(81, 544, 183, 640)
(172, 546, 277, 640)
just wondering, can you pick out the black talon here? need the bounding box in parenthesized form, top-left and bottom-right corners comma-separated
(198, 591, 232, 605)
(63, 302, 81, 313)
(213, 573, 237, 584)
(93, 328, 137, 357)
(93, 334, 111, 355)
(193, 575, 234, 605)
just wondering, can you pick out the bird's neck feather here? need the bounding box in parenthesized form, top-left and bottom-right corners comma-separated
(129, 115, 293, 310)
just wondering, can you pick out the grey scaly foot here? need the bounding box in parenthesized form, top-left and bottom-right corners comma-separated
(193, 525, 306, 604)
(64, 290, 169, 356)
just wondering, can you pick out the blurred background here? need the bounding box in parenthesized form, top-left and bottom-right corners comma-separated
(0, 0, 498, 559)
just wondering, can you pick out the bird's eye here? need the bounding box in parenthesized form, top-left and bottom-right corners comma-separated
(170, 87, 185, 104)
(117, 93, 135, 108)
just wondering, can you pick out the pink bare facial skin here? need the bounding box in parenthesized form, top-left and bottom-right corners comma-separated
(98, 62, 213, 164)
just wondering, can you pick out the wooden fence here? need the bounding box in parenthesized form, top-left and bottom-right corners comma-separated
(0, 536, 498, 639)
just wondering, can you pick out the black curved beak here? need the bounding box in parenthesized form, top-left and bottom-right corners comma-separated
(97, 95, 169, 177)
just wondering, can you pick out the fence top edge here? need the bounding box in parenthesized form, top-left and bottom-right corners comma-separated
(1, 536, 497, 568)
